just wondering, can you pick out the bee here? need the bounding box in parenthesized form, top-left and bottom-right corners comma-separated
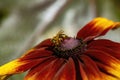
(52, 30, 68, 46)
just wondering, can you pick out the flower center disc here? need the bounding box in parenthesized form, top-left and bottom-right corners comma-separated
(60, 38, 81, 51)
(51, 31, 86, 59)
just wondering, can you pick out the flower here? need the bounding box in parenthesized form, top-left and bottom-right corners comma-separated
(0, 17, 120, 80)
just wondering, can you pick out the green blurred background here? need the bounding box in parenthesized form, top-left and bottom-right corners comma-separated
(0, 0, 120, 80)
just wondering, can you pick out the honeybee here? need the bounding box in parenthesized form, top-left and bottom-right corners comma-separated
(52, 30, 68, 46)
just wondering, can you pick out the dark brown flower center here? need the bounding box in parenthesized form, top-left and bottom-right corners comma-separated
(52, 38, 86, 59)
(51, 31, 86, 59)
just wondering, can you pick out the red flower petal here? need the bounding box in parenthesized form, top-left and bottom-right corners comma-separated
(85, 49, 120, 78)
(25, 58, 64, 80)
(96, 61, 120, 79)
(77, 17, 120, 41)
(87, 39, 120, 59)
(0, 48, 53, 76)
(80, 55, 102, 80)
(0, 57, 49, 75)
(34, 39, 52, 49)
(88, 39, 120, 48)
(21, 48, 53, 60)
(72, 56, 88, 80)
(55, 58, 76, 80)
(44, 59, 65, 80)
(78, 60, 88, 80)
(100, 71, 119, 80)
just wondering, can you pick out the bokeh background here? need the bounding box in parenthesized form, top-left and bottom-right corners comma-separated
(0, 0, 120, 80)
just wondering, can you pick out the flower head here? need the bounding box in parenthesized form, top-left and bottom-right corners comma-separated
(0, 17, 120, 80)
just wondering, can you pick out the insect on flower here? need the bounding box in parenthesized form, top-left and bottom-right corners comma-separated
(0, 17, 120, 80)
